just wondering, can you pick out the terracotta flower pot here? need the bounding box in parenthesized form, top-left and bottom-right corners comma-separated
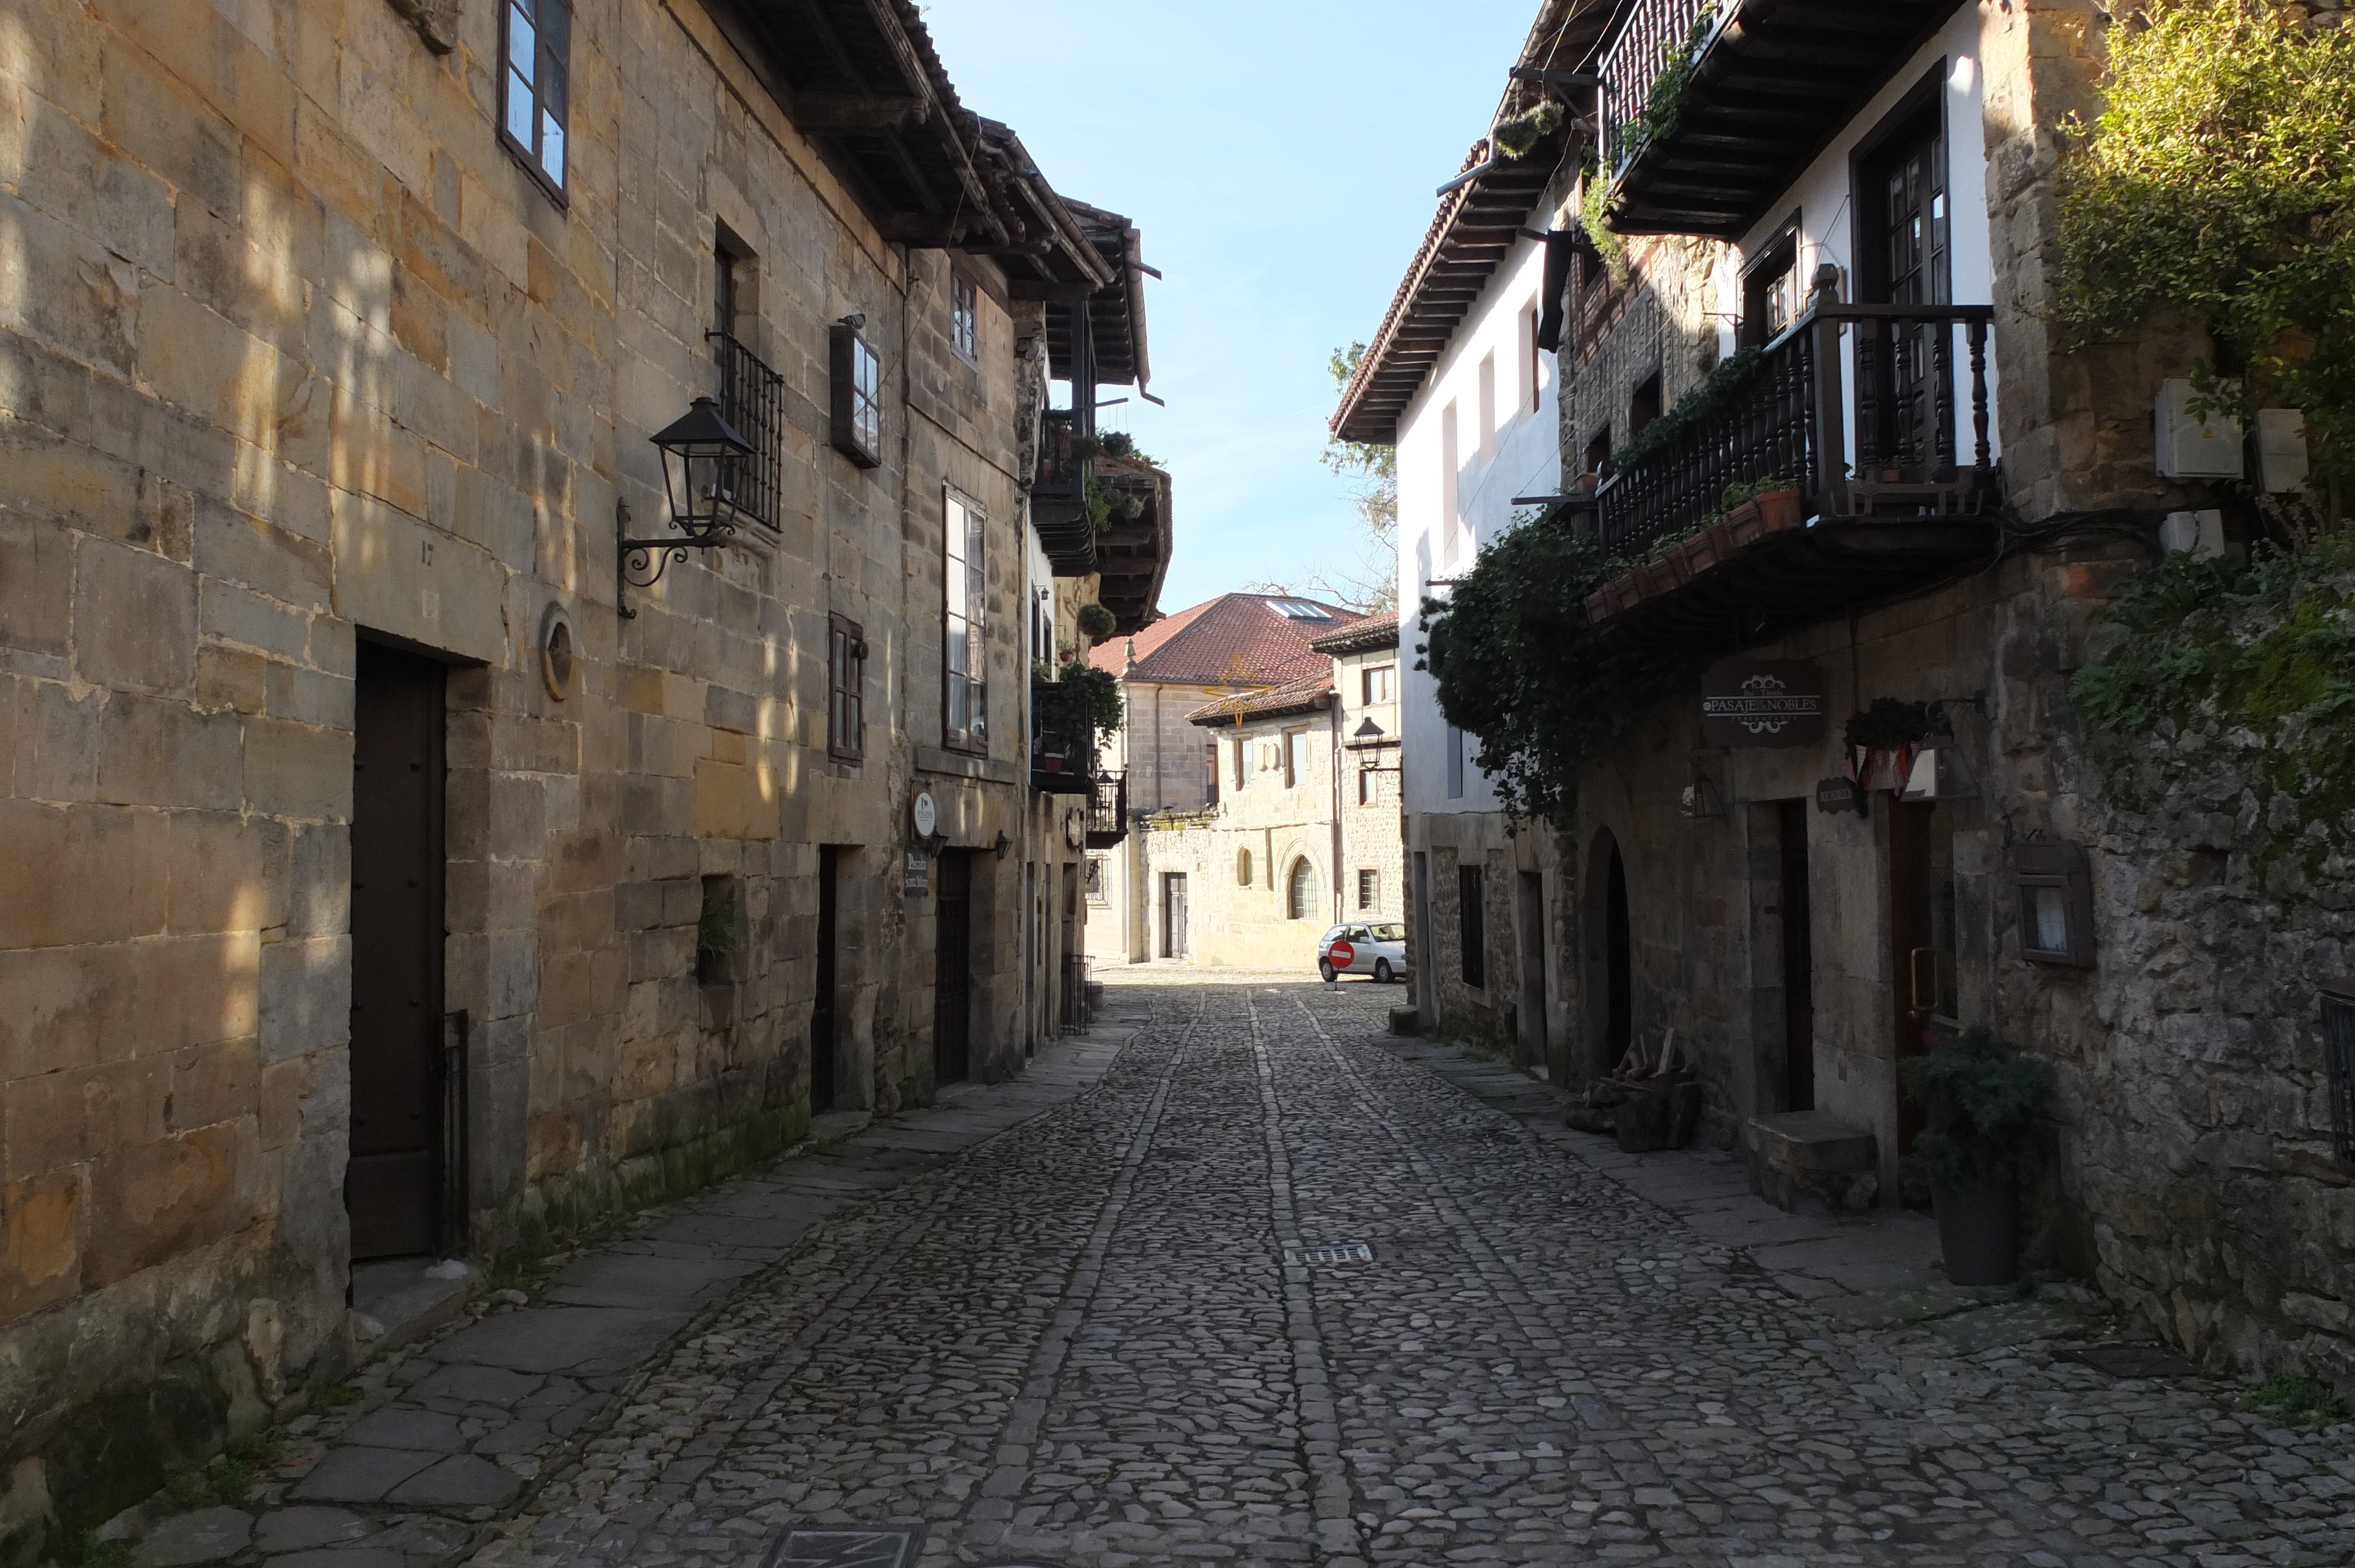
(1677, 529, 1721, 575)
(1755, 487, 1803, 533)
(1608, 574, 1643, 613)
(1725, 499, 1767, 547)
(1583, 586, 1616, 623)
(1705, 520, 1743, 562)
(1933, 1180, 2019, 1287)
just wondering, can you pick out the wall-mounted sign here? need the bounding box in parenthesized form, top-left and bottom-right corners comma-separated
(911, 790, 937, 838)
(1701, 659, 1827, 748)
(903, 851, 931, 894)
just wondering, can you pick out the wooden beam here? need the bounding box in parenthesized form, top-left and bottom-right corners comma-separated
(791, 91, 928, 131)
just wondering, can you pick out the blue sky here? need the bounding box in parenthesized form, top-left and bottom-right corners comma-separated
(921, 0, 1537, 613)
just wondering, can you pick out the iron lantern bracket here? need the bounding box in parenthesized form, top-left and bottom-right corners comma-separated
(617, 498, 734, 620)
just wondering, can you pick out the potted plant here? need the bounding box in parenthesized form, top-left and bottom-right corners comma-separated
(1754, 484, 1803, 533)
(1898, 1025, 2058, 1286)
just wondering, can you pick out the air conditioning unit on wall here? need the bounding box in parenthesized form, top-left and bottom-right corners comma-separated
(2155, 378, 2244, 479)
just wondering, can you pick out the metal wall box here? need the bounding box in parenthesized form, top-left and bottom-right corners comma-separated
(2014, 839, 2095, 967)
(2160, 509, 2227, 559)
(2256, 407, 2310, 493)
(2155, 378, 2244, 479)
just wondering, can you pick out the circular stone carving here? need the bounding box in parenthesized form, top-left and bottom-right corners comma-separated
(539, 603, 576, 700)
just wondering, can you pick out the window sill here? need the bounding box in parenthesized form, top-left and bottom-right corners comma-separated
(916, 746, 1017, 785)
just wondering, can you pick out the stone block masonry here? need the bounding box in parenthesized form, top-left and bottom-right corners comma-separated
(0, 0, 1075, 1554)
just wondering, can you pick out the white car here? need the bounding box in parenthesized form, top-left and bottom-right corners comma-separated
(1318, 922, 1409, 984)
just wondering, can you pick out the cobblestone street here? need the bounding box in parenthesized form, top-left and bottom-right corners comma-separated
(378, 972, 2354, 1568)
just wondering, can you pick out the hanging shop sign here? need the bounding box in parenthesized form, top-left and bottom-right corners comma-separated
(1700, 659, 1827, 748)
(1815, 776, 1867, 817)
(903, 851, 931, 895)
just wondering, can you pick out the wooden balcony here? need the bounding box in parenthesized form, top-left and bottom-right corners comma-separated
(1030, 676, 1099, 796)
(1582, 295, 1998, 650)
(1600, 0, 1961, 239)
(1087, 769, 1129, 849)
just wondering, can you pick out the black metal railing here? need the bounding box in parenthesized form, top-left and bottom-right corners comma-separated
(1594, 296, 1995, 560)
(1601, 0, 1720, 171)
(708, 330, 784, 529)
(1033, 409, 1096, 573)
(1031, 677, 1098, 794)
(1087, 769, 1128, 848)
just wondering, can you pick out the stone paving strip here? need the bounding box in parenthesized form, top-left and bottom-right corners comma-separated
(94, 1029, 1132, 1568)
(98, 976, 2355, 1568)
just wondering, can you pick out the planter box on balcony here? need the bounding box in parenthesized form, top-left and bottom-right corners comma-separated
(1678, 521, 1743, 576)
(1583, 585, 1617, 623)
(1607, 572, 1644, 614)
(1723, 499, 1764, 547)
(1756, 488, 1803, 534)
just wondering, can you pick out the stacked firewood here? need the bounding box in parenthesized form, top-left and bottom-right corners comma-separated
(1563, 1028, 1704, 1152)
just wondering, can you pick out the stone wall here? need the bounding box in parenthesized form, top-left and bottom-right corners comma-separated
(0, 0, 1054, 1549)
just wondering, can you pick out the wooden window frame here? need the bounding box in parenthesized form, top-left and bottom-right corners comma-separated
(830, 323, 883, 468)
(950, 271, 979, 364)
(828, 613, 865, 763)
(1741, 211, 1804, 347)
(497, 0, 570, 204)
(1362, 664, 1395, 705)
(942, 488, 987, 753)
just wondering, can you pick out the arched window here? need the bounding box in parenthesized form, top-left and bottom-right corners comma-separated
(1237, 848, 1254, 887)
(1286, 857, 1319, 921)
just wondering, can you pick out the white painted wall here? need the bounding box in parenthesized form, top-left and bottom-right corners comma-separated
(1397, 230, 1564, 820)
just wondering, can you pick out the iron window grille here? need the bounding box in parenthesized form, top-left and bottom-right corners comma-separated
(706, 330, 783, 530)
(1459, 865, 1485, 988)
(2324, 981, 2355, 1170)
(830, 323, 883, 467)
(1358, 869, 1378, 910)
(499, 0, 569, 197)
(828, 613, 865, 762)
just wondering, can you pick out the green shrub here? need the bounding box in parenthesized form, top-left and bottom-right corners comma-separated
(1897, 1026, 2058, 1197)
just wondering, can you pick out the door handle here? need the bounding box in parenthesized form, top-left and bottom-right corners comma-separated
(1909, 946, 1937, 1017)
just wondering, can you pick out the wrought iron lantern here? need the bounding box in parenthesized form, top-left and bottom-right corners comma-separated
(618, 396, 754, 617)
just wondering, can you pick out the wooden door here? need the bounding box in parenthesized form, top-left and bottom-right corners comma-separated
(1778, 800, 1816, 1111)
(349, 643, 447, 1260)
(1163, 873, 1188, 959)
(812, 846, 839, 1112)
(1517, 872, 1547, 1066)
(1604, 842, 1633, 1070)
(934, 851, 971, 1084)
(1889, 800, 1959, 1159)
(1857, 103, 1951, 472)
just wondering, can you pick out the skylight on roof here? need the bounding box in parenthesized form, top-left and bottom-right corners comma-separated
(1268, 600, 1335, 621)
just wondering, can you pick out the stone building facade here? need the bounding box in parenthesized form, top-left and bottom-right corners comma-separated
(1133, 612, 1406, 974)
(1083, 593, 1361, 965)
(1341, 0, 2355, 1396)
(0, 0, 1165, 1550)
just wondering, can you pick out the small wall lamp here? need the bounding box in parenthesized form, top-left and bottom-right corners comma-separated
(994, 830, 1013, 859)
(2014, 839, 2095, 966)
(619, 397, 754, 617)
(1677, 774, 1724, 820)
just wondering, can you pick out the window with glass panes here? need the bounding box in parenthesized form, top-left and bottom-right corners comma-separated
(951, 274, 978, 362)
(828, 614, 864, 762)
(500, 0, 569, 194)
(1362, 664, 1394, 704)
(943, 491, 986, 748)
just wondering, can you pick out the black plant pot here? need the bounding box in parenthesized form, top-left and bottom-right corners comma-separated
(1933, 1180, 2019, 1287)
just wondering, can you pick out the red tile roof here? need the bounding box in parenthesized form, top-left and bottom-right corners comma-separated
(1087, 593, 1364, 687)
(1185, 672, 1336, 727)
(1308, 608, 1399, 656)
